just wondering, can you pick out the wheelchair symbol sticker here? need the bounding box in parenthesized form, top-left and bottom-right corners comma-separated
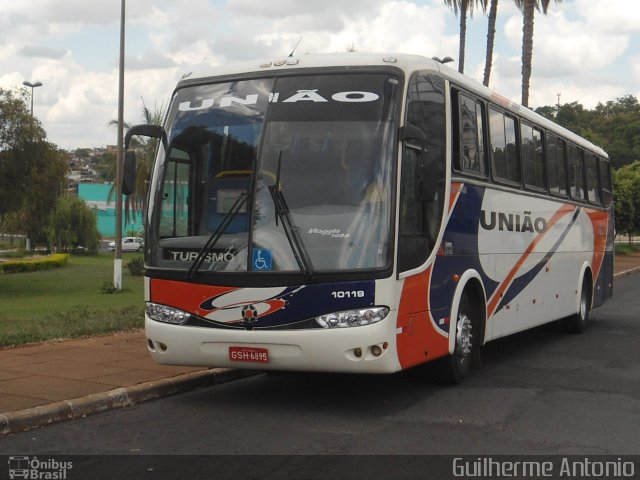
(252, 249, 273, 271)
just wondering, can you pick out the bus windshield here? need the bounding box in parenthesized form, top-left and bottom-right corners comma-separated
(147, 72, 400, 277)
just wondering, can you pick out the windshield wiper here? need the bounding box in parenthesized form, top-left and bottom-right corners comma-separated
(186, 192, 248, 279)
(268, 152, 315, 279)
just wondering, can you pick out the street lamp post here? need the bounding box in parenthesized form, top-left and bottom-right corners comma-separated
(22, 81, 43, 117)
(114, 0, 126, 290)
(21, 80, 43, 252)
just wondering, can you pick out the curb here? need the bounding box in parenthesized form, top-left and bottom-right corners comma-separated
(613, 266, 640, 278)
(0, 368, 258, 436)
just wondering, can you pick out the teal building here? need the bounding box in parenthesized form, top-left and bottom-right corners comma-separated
(77, 183, 144, 238)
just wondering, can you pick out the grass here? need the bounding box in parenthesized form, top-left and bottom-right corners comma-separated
(614, 242, 640, 255)
(0, 253, 145, 347)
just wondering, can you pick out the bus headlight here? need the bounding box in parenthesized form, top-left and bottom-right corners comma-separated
(315, 307, 389, 328)
(146, 302, 191, 325)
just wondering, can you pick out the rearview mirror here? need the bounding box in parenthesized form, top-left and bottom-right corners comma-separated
(121, 124, 165, 196)
(122, 151, 137, 196)
(124, 124, 164, 150)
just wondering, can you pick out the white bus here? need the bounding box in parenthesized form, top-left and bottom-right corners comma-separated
(124, 53, 613, 383)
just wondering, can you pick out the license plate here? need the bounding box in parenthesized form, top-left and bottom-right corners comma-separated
(229, 346, 269, 363)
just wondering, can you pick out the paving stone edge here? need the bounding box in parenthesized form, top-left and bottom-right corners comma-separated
(0, 368, 258, 435)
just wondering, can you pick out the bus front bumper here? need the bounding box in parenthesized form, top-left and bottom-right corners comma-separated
(145, 316, 401, 374)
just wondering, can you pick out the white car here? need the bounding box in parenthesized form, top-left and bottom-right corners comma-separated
(108, 237, 144, 252)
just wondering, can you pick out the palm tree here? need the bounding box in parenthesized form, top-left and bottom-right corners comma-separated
(445, 0, 488, 74)
(514, 0, 560, 107)
(482, 0, 499, 86)
(109, 98, 166, 225)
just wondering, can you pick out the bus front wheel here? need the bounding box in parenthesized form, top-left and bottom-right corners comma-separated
(429, 293, 478, 384)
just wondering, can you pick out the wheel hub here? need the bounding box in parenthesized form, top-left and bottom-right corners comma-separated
(455, 314, 473, 361)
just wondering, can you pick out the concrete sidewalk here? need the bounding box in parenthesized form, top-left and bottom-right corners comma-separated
(0, 331, 257, 434)
(2, 252, 640, 435)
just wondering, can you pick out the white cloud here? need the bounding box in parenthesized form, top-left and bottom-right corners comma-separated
(0, 0, 638, 148)
(493, 2, 638, 108)
(633, 55, 640, 82)
(574, 0, 640, 35)
(19, 45, 68, 60)
(324, 1, 456, 56)
(127, 50, 177, 71)
(533, 10, 630, 76)
(227, 0, 385, 21)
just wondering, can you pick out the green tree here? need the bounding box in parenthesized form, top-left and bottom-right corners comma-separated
(535, 95, 640, 169)
(534, 105, 557, 120)
(74, 148, 92, 159)
(0, 88, 34, 218)
(614, 181, 635, 241)
(614, 161, 640, 241)
(95, 149, 117, 182)
(0, 87, 67, 247)
(19, 143, 68, 247)
(47, 194, 101, 253)
(445, 0, 487, 74)
(514, 0, 560, 107)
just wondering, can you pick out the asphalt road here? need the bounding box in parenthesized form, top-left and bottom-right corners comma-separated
(1, 274, 638, 477)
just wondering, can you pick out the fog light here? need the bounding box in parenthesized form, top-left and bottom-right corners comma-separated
(354, 348, 362, 358)
(147, 339, 155, 350)
(159, 342, 167, 352)
(371, 345, 382, 357)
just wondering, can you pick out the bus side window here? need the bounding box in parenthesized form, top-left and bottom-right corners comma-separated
(489, 107, 520, 185)
(454, 92, 486, 177)
(547, 134, 568, 197)
(398, 72, 446, 273)
(585, 153, 602, 205)
(599, 158, 613, 206)
(521, 122, 546, 190)
(567, 144, 587, 202)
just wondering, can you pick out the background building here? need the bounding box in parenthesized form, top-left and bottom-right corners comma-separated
(77, 183, 143, 238)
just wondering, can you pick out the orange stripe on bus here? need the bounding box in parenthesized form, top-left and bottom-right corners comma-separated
(486, 203, 577, 318)
(449, 182, 463, 214)
(150, 278, 237, 317)
(586, 209, 609, 284)
(396, 266, 449, 369)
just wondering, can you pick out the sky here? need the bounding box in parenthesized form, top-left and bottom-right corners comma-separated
(1, 0, 639, 150)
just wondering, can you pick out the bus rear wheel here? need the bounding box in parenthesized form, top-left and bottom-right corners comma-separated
(429, 293, 477, 384)
(563, 276, 591, 334)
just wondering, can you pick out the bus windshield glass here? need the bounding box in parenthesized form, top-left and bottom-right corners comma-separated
(148, 72, 400, 276)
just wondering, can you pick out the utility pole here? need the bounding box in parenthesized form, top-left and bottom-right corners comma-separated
(114, 0, 125, 290)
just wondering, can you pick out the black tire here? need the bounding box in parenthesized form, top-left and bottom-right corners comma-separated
(429, 293, 477, 384)
(563, 276, 591, 334)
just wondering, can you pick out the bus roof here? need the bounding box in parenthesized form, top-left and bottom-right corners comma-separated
(177, 52, 608, 159)
(177, 52, 437, 84)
